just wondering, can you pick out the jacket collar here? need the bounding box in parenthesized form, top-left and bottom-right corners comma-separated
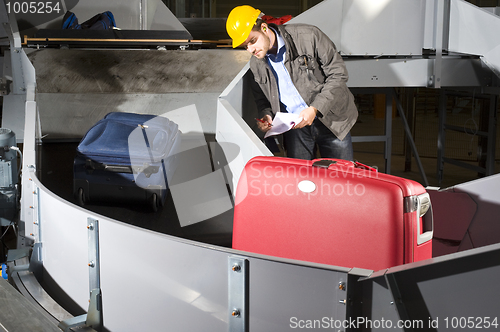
(255, 23, 299, 64)
(274, 24, 299, 61)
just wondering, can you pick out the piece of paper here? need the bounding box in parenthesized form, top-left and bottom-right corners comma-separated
(264, 112, 303, 138)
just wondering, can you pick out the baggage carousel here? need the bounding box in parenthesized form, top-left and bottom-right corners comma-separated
(2, 1, 500, 331)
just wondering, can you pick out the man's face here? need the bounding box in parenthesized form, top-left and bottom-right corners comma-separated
(241, 27, 271, 59)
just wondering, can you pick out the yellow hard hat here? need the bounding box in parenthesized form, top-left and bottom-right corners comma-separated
(226, 5, 261, 48)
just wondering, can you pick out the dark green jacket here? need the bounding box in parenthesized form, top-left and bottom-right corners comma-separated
(250, 23, 358, 140)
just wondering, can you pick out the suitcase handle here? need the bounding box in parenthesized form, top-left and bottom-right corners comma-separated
(405, 193, 433, 245)
(85, 159, 133, 174)
(353, 160, 378, 172)
(312, 159, 338, 168)
(418, 201, 434, 245)
(408, 193, 433, 245)
(312, 159, 378, 172)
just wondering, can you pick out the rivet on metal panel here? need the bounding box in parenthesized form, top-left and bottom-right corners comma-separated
(231, 264, 241, 272)
(87, 224, 94, 230)
(231, 309, 241, 317)
(338, 282, 346, 291)
(88, 261, 95, 268)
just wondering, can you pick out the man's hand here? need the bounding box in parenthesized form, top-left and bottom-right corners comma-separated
(294, 106, 318, 129)
(256, 114, 273, 132)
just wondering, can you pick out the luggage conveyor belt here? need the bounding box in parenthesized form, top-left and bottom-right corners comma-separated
(38, 134, 234, 248)
(0, 275, 66, 332)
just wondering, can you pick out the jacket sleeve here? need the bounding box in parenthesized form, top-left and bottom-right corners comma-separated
(249, 70, 275, 119)
(308, 26, 351, 118)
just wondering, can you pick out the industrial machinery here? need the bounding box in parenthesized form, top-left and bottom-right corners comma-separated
(0, 128, 18, 223)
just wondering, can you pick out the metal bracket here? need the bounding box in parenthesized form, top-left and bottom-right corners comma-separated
(228, 256, 248, 332)
(58, 218, 102, 331)
(58, 314, 88, 332)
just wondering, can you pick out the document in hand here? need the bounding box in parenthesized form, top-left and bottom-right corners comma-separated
(264, 113, 303, 138)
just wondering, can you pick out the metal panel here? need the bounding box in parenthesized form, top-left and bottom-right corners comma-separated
(249, 258, 349, 331)
(37, 181, 94, 312)
(346, 57, 493, 88)
(452, 173, 500, 248)
(217, 64, 272, 195)
(341, 0, 426, 56)
(216, 98, 272, 195)
(449, 0, 500, 76)
(288, 0, 344, 50)
(417, 253, 500, 327)
(19, 101, 37, 239)
(149, 0, 188, 31)
(97, 217, 229, 331)
(449, 0, 499, 56)
(345, 59, 430, 87)
(356, 244, 500, 331)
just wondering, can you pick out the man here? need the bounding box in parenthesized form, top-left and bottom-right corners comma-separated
(226, 5, 358, 160)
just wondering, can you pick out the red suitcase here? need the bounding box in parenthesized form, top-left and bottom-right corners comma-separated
(233, 156, 433, 271)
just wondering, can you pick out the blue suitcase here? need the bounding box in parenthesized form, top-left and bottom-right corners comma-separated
(73, 112, 181, 211)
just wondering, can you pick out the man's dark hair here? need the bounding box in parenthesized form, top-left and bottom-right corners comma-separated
(252, 18, 265, 31)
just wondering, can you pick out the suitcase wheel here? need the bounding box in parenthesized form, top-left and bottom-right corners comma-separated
(77, 188, 86, 206)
